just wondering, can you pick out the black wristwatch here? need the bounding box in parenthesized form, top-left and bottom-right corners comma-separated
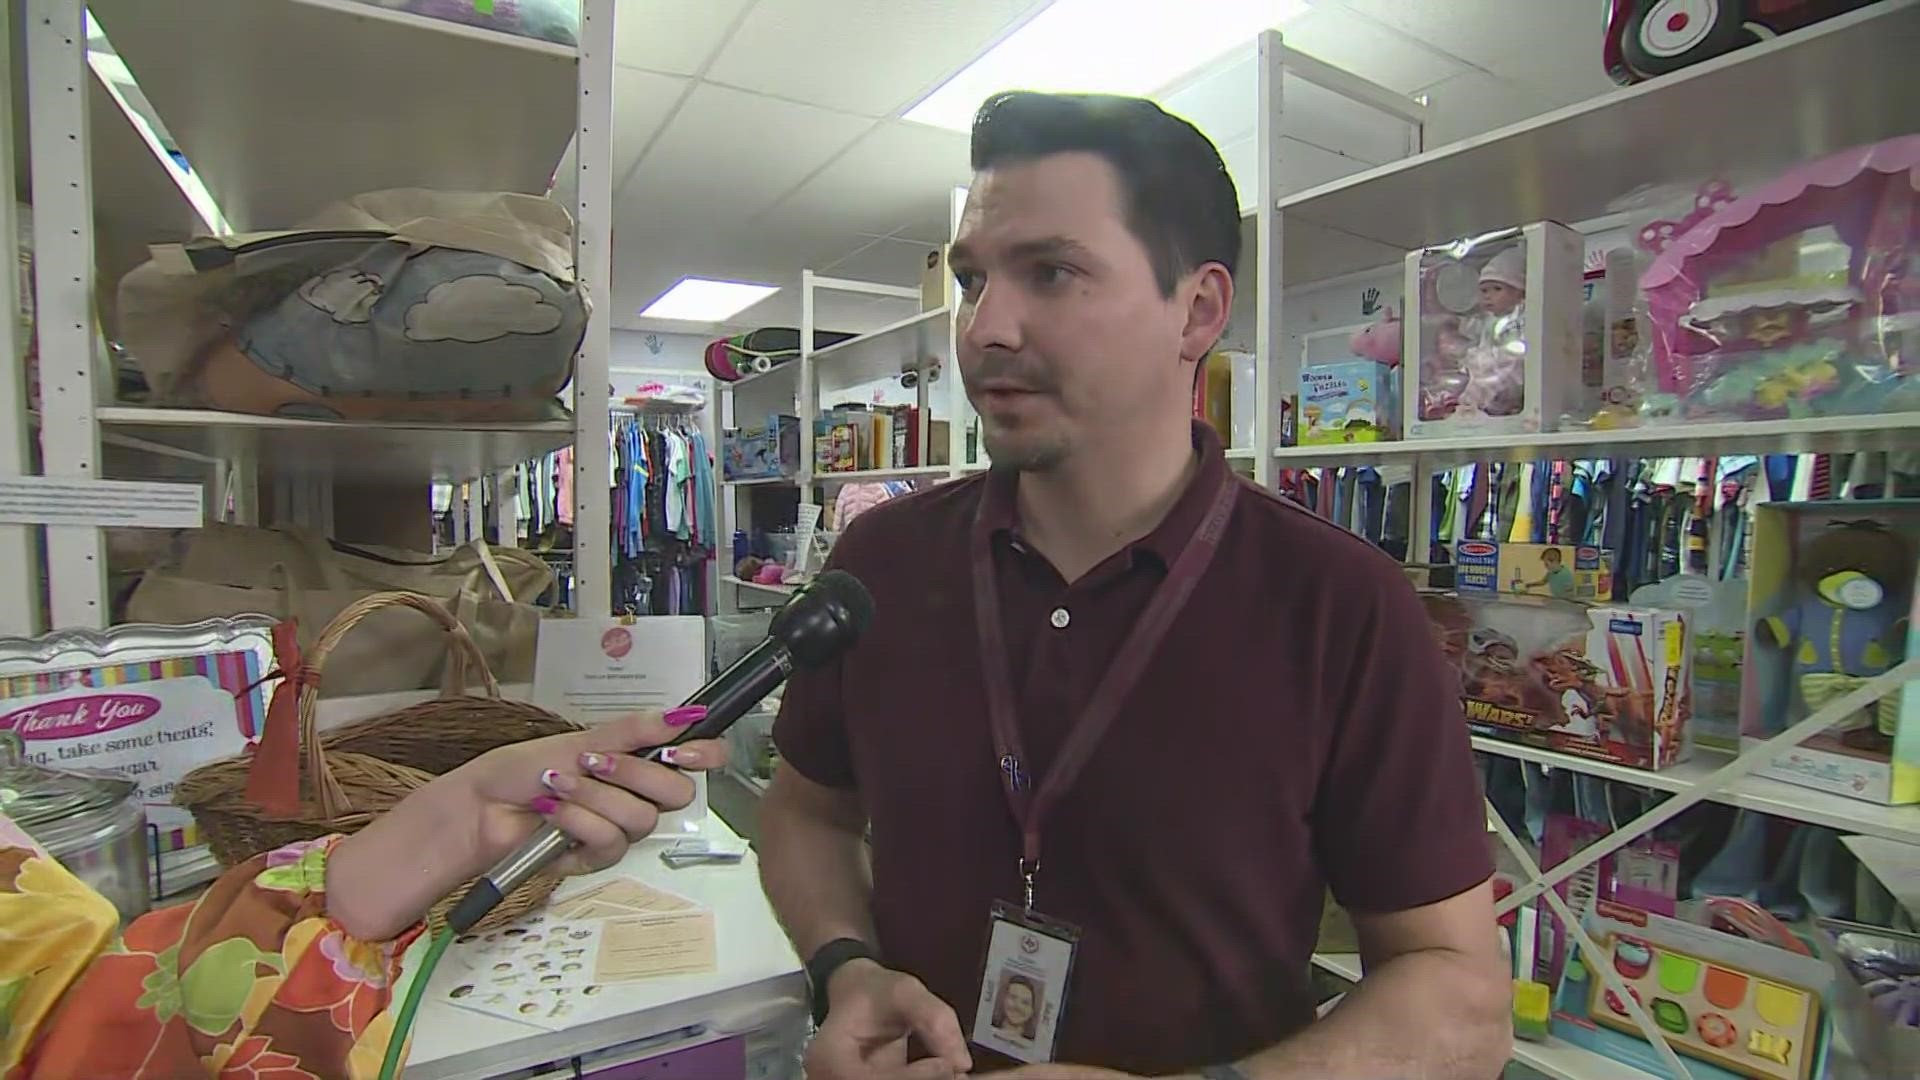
(806, 938, 879, 1027)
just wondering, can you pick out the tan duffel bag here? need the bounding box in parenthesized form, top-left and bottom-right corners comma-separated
(127, 525, 549, 696)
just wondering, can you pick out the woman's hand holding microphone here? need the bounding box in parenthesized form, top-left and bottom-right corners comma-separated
(325, 705, 728, 940)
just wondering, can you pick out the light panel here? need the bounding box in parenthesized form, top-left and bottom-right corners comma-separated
(639, 277, 780, 321)
(903, 0, 1310, 132)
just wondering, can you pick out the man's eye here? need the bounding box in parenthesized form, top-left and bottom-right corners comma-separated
(1032, 264, 1071, 288)
(953, 270, 982, 296)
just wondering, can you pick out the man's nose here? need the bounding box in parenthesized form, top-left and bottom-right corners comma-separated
(960, 278, 1023, 355)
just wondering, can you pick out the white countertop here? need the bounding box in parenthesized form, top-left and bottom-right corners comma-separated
(403, 818, 805, 1080)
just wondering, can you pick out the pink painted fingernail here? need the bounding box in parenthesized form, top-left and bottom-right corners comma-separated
(580, 751, 614, 776)
(658, 746, 698, 767)
(539, 768, 566, 793)
(529, 795, 560, 815)
(664, 705, 707, 728)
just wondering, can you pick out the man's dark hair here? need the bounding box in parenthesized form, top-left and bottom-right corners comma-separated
(970, 90, 1241, 296)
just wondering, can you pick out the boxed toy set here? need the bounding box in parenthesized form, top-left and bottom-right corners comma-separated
(1404, 221, 1584, 438)
(1453, 541, 1613, 601)
(1553, 902, 1833, 1080)
(1423, 592, 1691, 771)
(721, 414, 801, 482)
(1298, 359, 1398, 445)
(1739, 500, 1918, 806)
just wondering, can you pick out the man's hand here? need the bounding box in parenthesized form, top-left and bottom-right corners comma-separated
(805, 959, 973, 1080)
(983, 1060, 1175, 1068)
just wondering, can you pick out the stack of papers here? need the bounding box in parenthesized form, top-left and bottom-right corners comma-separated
(438, 878, 717, 1029)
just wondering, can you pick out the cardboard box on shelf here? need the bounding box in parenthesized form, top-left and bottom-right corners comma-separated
(1404, 220, 1583, 439)
(722, 414, 800, 482)
(1454, 541, 1613, 602)
(1424, 592, 1691, 771)
(1739, 500, 1918, 806)
(1298, 359, 1399, 445)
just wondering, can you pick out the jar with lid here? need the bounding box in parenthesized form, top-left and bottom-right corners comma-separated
(0, 730, 150, 921)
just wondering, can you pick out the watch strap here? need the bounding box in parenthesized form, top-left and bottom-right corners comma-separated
(1201, 1066, 1251, 1080)
(805, 937, 878, 1027)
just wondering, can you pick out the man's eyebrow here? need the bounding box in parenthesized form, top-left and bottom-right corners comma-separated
(949, 236, 1097, 268)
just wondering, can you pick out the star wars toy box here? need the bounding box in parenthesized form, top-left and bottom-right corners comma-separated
(1423, 592, 1691, 771)
(1454, 541, 1614, 602)
(1739, 500, 1920, 806)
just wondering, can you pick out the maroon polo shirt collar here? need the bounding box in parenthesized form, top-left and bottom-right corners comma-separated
(974, 420, 1232, 570)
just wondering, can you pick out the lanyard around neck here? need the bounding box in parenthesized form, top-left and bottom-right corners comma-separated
(971, 471, 1239, 908)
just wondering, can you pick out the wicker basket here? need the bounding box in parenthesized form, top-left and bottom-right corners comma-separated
(176, 591, 581, 931)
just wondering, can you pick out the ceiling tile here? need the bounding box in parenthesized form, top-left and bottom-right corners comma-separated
(1414, 71, 1543, 149)
(764, 121, 971, 238)
(1325, 0, 1525, 68)
(621, 83, 874, 227)
(614, 68, 691, 183)
(820, 235, 938, 287)
(614, 0, 753, 77)
(1279, 6, 1471, 95)
(704, 0, 1042, 117)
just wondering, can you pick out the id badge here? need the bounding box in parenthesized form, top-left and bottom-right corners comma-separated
(970, 901, 1080, 1063)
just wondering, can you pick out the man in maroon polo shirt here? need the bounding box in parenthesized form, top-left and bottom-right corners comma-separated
(760, 91, 1510, 1080)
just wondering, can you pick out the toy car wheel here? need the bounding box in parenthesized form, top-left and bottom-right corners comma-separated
(1622, 0, 1753, 80)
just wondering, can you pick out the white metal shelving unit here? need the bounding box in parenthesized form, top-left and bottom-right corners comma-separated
(1264, 5, 1920, 1078)
(11, 0, 620, 626)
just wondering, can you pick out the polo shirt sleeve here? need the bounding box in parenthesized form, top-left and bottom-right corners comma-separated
(771, 513, 884, 791)
(1310, 565, 1492, 914)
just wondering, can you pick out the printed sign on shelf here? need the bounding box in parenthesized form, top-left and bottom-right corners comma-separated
(0, 476, 203, 528)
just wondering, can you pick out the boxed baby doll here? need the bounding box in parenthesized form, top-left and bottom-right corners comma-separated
(1423, 592, 1691, 771)
(1740, 501, 1918, 806)
(1298, 360, 1398, 445)
(1454, 541, 1613, 602)
(1404, 221, 1584, 438)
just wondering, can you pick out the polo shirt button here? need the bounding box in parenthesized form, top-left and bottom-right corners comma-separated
(1049, 607, 1071, 629)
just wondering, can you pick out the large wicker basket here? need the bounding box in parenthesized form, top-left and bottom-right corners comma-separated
(176, 591, 581, 930)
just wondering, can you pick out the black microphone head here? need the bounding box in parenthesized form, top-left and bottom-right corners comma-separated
(772, 570, 874, 668)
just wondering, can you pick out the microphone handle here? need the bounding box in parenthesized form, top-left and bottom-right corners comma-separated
(446, 639, 796, 932)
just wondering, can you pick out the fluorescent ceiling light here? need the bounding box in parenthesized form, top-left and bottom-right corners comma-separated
(904, 0, 1311, 132)
(639, 278, 779, 322)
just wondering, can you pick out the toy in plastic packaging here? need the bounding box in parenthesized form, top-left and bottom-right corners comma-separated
(365, 0, 579, 46)
(1637, 136, 1920, 423)
(1405, 223, 1583, 437)
(1814, 919, 1920, 1078)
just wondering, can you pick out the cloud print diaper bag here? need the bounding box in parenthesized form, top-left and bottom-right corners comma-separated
(117, 189, 588, 422)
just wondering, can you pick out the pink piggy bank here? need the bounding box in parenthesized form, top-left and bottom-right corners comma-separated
(1350, 307, 1402, 368)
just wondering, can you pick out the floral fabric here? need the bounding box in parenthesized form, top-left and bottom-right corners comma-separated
(0, 824, 420, 1079)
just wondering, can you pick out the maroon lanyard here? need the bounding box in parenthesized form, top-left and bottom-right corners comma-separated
(971, 471, 1239, 910)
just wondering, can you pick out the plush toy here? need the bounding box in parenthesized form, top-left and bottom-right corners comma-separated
(1757, 522, 1912, 748)
(1349, 306, 1402, 367)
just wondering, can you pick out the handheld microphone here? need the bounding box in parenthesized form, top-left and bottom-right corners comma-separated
(446, 570, 874, 933)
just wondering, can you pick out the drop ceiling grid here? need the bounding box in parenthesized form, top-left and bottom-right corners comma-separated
(613, 0, 757, 77)
(703, 0, 1045, 118)
(619, 82, 875, 229)
(757, 121, 972, 241)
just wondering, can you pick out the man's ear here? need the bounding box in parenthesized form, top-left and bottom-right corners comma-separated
(1179, 263, 1234, 363)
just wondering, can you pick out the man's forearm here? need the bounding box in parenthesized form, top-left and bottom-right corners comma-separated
(1238, 948, 1511, 1080)
(756, 779, 879, 958)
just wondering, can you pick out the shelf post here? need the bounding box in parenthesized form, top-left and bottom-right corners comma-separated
(27, 0, 108, 629)
(569, 0, 616, 617)
(0, 0, 42, 637)
(799, 269, 817, 490)
(1252, 29, 1284, 489)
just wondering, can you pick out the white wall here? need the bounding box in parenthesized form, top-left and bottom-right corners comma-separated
(612, 329, 711, 374)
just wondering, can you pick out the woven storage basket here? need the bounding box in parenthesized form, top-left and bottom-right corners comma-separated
(176, 591, 581, 931)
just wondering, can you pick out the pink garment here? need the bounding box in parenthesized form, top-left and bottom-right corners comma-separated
(557, 446, 575, 525)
